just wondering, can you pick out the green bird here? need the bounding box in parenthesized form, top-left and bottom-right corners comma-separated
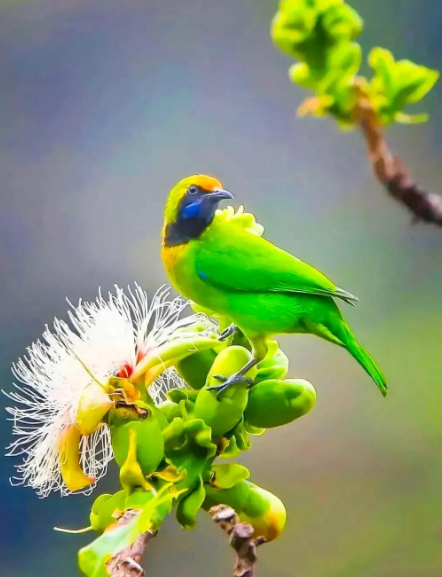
(161, 174, 386, 396)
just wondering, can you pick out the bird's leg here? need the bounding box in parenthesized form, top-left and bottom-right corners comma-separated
(206, 358, 258, 395)
(207, 337, 268, 397)
(219, 323, 239, 342)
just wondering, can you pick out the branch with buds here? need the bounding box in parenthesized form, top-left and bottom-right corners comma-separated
(4, 282, 315, 577)
(106, 504, 263, 577)
(271, 0, 442, 230)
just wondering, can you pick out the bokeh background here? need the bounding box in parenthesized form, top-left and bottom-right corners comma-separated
(1, 0, 442, 575)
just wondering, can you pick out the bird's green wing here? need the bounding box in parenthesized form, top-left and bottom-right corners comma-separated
(196, 226, 357, 304)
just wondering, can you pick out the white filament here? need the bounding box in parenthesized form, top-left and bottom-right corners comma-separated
(4, 284, 215, 497)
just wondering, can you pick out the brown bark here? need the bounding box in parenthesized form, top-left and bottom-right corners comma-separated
(106, 510, 154, 577)
(353, 82, 442, 226)
(209, 505, 266, 577)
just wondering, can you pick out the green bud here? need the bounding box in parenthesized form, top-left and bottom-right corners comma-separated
(176, 348, 218, 390)
(109, 406, 165, 477)
(245, 379, 316, 429)
(194, 346, 257, 437)
(166, 388, 199, 404)
(157, 399, 182, 423)
(255, 341, 289, 383)
(204, 480, 286, 542)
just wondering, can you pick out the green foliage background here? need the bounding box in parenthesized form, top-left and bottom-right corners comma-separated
(1, 1, 442, 576)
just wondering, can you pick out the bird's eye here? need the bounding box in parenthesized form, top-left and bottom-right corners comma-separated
(188, 185, 198, 195)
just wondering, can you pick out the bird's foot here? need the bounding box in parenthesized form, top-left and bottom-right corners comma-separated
(206, 374, 254, 396)
(218, 324, 238, 342)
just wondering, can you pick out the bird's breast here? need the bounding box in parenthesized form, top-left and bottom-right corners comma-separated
(161, 243, 187, 274)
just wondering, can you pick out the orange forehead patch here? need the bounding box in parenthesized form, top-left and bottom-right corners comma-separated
(193, 174, 224, 191)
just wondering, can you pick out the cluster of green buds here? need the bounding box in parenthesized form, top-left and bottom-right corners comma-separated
(79, 334, 316, 576)
(271, 0, 439, 127)
(4, 210, 316, 576)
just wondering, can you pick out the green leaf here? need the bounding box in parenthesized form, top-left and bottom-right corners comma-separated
(90, 492, 127, 534)
(368, 47, 395, 98)
(390, 62, 439, 111)
(210, 464, 250, 489)
(79, 511, 141, 577)
(231, 420, 252, 452)
(271, 0, 319, 56)
(369, 47, 439, 123)
(325, 42, 361, 87)
(176, 477, 206, 529)
(79, 487, 175, 577)
(394, 111, 429, 124)
(163, 416, 217, 480)
(218, 434, 242, 459)
(321, 3, 363, 42)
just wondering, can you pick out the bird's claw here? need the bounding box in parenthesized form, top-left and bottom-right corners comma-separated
(206, 374, 254, 397)
(218, 324, 238, 342)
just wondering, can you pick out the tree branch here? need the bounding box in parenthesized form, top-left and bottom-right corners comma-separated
(106, 510, 154, 577)
(353, 82, 442, 226)
(209, 505, 265, 577)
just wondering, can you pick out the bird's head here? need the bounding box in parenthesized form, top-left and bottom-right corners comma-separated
(163, 174, 234, 246)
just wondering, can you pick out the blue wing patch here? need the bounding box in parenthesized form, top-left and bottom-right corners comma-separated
(197, 268, 209, 281)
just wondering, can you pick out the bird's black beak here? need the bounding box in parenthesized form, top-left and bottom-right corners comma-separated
(210, 188, 234, 201)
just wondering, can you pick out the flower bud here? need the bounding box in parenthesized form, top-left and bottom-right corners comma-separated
(204, 480, 286, 542)
(255, 341, 289, 383)
(194, 346, 257, 437)
(109, 407, 164, 478)
(76, 381, 114, 436)
(176, 348, 218, 390)
(58, 424, 95, 492)
(130, 336, 219, 384)
(245, 378, 316, 429)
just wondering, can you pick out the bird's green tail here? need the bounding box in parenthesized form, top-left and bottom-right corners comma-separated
(339, 323, 387, 397)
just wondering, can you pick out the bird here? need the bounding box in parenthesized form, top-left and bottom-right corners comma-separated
(161, 174, 386, 397)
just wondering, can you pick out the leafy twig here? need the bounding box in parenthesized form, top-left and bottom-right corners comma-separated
(353, 82, 442, 226)
(271, 0, 442, 228)
(106, 510, 154, 577)
(209, 505, 265, 577)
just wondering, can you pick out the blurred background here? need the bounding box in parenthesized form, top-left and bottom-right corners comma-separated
(1, 0, 442, 575)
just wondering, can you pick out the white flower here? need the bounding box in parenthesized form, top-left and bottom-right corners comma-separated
(4, 284, 217, 498)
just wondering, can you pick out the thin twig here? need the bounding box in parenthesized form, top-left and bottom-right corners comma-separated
(106, 510, 154, 577)
(209, 504, 266, 577)
(353, 81, 442, 226)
